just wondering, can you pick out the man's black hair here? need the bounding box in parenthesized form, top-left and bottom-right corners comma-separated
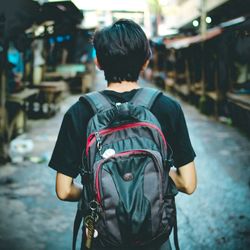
(93, 19, 151, 83)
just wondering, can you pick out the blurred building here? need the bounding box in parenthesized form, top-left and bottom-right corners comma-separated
(159, 0, 229, 31)
(147, 0, 250, 135)
(72, 0, 152, 36)
(159, 0, 249, 36)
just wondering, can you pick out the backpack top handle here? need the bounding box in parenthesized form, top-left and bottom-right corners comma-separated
(81, 87, 162, 115)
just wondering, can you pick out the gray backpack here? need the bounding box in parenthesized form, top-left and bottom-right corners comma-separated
(73, 88, 179, 250)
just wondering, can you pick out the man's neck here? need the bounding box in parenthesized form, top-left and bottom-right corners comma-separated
(106, 81, 140, 93)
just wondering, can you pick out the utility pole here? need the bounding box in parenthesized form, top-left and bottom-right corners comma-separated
(200, 0, 207, 96)
(199, 0, 208, 114)
(148, 0, 162, 37)
(200, 0, 207, 39)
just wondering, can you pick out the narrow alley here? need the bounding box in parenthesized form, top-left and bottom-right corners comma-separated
(1, 1, 250, 250)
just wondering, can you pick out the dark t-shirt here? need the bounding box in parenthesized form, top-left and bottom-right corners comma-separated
(49, 89, 196, 177)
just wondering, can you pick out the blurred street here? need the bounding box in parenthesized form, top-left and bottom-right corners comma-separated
(0, 71, 249, 250)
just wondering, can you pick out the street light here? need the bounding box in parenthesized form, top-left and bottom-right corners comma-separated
(192, 20, 199, 27)
(206, 16, 212, 24)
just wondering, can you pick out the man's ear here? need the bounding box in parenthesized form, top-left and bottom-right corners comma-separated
(141, 59, 150, 71)
(94, 58, 103, 70)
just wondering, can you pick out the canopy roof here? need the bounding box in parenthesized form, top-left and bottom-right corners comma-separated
(165, 27, 222, 49)
(2, 0, 83, 39)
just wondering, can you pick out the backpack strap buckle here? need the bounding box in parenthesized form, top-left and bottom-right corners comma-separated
(167, 158, 174, 168)
(79, 168, 93, 183)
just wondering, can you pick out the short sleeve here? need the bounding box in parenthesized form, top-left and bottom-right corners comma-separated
(171, 104, 196, 168)
(48, 111, 81, 178)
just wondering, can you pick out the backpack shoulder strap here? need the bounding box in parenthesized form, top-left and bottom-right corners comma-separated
(131, 87, 161, 109)
(80, 91, 113, 113)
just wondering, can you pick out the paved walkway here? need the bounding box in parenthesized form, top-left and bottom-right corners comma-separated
(0, 71, 249, 250)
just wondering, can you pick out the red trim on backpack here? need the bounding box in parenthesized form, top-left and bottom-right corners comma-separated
(86, 122, 167, 156)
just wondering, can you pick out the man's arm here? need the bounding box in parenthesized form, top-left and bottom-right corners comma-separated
(55, 161, 197, 201)
(55, 172, 82, 201)
(169, 161, 197, 195)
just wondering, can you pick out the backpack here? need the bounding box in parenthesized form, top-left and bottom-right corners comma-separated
(73, 87, 179, 250)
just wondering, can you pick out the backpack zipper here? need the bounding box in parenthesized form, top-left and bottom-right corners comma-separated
(95, 132, 102, 153)
(86, 122, 167, 156)
(95, 150, 163, 205)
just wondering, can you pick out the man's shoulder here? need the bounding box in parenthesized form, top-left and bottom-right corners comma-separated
(65, 97, 93, 118)
(155, 92, 181, 113)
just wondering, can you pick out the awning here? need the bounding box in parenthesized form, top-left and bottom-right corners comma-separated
(41, 1, 83, 24)
(165, 27, 222, 49)
(2, 0, 83, 41)
(2, 0, 41, 39)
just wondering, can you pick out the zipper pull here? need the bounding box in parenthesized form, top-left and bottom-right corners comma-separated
(95, 132, 102, 152)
